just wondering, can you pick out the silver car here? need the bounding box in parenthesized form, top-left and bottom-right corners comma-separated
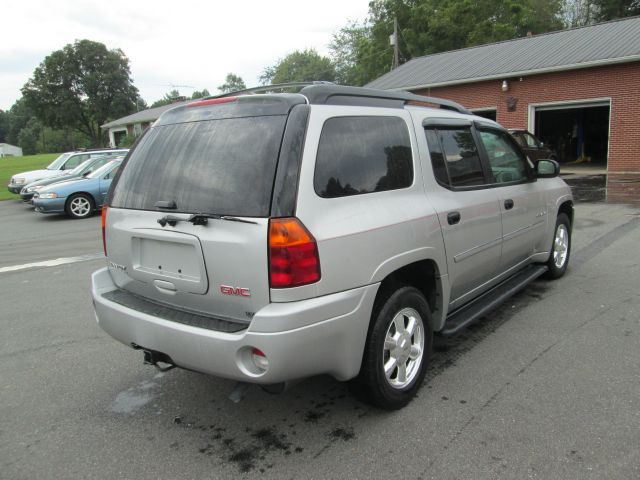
(91, 85, 573, 409)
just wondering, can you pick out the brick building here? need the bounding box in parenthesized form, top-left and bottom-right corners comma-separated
(367, 17, 640, 173)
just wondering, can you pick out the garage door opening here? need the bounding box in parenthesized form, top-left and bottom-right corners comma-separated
(534, 102, 610, 168)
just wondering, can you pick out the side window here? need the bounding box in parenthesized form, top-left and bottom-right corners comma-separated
(63, 154, 88, 170)
(425, 128, 449, 185)
(524, 133, 542, 148)
(512, 133, 527, 147)
(314, 116, 413, 198)
(479, 129, 529, 184)
(437, 128, 485, 187)
(104, 166, 120, 180)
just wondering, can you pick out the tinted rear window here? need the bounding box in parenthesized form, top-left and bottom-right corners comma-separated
(110, 116, 287, 216)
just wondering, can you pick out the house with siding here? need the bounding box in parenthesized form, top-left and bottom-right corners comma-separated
(101, 100, 189, 147)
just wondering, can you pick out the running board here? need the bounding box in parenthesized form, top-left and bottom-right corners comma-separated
(441, 264, 548, 336)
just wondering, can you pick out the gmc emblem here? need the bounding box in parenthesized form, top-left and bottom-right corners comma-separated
(220, 285, 251, 297)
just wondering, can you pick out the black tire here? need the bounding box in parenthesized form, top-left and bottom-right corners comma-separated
(351, 286, 433, 410)
(546, 213, 571, 279)
(65, 193, 95, 219)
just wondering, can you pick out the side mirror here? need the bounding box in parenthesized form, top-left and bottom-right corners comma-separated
(82, 170, 91, 177)
(536, 159, 559, 178)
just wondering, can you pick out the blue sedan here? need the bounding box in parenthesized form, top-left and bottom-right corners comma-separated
(33, 160, 122, 219)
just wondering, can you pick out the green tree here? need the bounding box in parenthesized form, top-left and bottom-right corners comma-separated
(332, 0, 565, 86)
(135, 96, 148, 111)
(22, 40, 139, 147)
(150, 89, 182, 108)
(562, 0, 598, 26)
(593, 0, 640, 20)
(18, 117, 41, 155)
(5, 98, 34, 146)
(329, 21, 372, 85)
(260, 49, 336, 85)
(218, 73, 246, 93)
(191, 88, 211, 99)
(0, 110, 9, 143)
(37, 127, 91, 153)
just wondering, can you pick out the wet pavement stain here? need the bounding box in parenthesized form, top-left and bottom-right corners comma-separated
(158, 270, 564, 475)
(563, 174, 640, 207)
(329, 427, 355, 441)
(111, 379, 162, 414)
(304, 410, 327, 423)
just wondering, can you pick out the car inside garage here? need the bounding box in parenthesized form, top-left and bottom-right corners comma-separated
(533, 102, 610, 168)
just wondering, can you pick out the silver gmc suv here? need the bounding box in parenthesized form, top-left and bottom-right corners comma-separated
(91, 85, 573, 409)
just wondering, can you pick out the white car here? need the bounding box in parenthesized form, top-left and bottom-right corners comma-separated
(7, 149, 128, 194)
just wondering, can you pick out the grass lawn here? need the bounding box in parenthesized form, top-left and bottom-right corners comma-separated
(0, 153, 59, 201)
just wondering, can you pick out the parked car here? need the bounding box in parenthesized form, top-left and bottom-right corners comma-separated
(33, 159, 122, 219)
(509, 129, 557, 162)
(7, 149, 127, 194)
(92, 85, 573, 409)
(20, 154, 125, 203)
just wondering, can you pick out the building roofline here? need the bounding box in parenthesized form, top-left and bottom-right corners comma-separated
(401, 15, 640, 65)
(388, 54, 640, 92)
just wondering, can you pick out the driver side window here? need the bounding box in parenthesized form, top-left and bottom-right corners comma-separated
(479, 130, 529, 184)
(63, 154, 89, 170)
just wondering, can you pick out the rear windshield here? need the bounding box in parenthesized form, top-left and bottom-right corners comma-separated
(110, 116, 287, 216)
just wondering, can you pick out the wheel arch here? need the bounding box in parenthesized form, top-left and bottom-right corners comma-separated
(65, 191, 97, 208)
(371, 257, 448, 332)
(64, 191, 97, 218)
(558, 200, 574, 231)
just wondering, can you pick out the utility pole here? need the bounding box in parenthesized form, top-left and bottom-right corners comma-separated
(390, 17, 399, 70)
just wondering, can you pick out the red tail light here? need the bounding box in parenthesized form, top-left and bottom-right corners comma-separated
(269, 218, 321, 288)
(101, 206, 108, 256)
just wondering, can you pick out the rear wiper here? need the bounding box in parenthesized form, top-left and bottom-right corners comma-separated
(157, 213, 257, 227)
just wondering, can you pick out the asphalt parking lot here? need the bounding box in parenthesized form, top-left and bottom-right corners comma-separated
(1, 178, 639, 479)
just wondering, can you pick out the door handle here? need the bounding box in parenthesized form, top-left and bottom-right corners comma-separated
(447, 211, 461, 225)
(504, 199, 514, 210)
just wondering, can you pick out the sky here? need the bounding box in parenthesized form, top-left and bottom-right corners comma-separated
(0, 0, 371, 110)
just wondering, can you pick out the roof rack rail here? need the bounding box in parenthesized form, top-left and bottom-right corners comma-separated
(76, 147, 124, 152)
(209, 81, 335, 99)
(197, 82, 470, 115)
(299, 85, 471, 114)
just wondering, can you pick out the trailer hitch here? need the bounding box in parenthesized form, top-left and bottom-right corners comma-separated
(142, 349, 176, 373)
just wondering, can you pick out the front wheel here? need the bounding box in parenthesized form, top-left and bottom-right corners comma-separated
(65, 193, 95, 219)
(546, 213, 571, 279)
(352, 286, 433, 410)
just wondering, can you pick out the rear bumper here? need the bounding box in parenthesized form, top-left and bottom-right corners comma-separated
(91, 267, 378, 384)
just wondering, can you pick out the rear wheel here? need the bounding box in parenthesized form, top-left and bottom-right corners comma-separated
(66, 193, 95, 219)
(546, 213, 571, 279)
(352, 286, 433, 410)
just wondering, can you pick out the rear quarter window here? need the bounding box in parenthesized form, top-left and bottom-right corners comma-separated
(314, 116, 413, 198)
